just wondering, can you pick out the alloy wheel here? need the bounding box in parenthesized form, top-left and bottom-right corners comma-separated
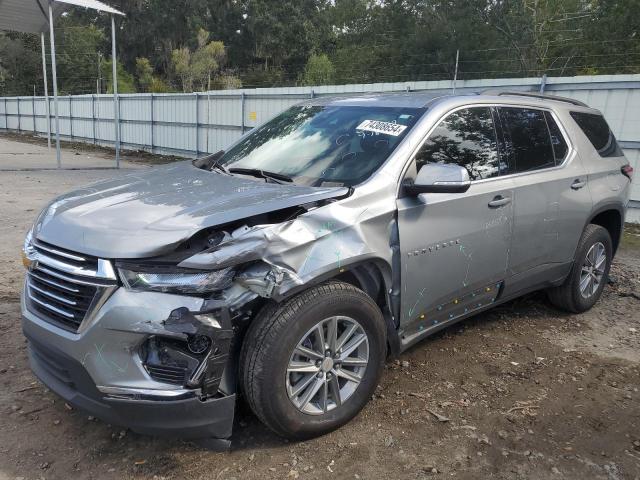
(285, 316, 369, 415)
(579, 241, 607, 298)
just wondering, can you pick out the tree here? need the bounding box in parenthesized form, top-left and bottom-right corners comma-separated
(101, 59, 136, 93)
(477, 0, 591, 76)
(191, 29, 226, 90)
(2, 0, 640, 96)
(136, 57, 172, 92)
(136, 57, 154, 92)
(171, 47, 193, 92)
(56, 17, 105, 94)
(171, 30, 227, 92)
(0, 33, 41, 96)
(300, 54, 335, 85)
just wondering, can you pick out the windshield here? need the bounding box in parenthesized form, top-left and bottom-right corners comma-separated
(216, 105, 425, 187)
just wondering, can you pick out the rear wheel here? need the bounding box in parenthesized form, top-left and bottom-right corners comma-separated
(547, 224, 612, 313)
(240, 281, 386, 439)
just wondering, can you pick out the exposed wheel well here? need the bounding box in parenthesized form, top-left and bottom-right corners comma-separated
(334, 264, 387, 309)
(333, 265, 400, 357)
(590, 209, 622, 255)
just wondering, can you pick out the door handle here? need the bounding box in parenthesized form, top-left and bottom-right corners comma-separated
(488, 195, 511, 208)
(571, 179, 586, 190)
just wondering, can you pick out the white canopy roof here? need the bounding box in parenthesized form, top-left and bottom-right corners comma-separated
(0, 0, 123, 34)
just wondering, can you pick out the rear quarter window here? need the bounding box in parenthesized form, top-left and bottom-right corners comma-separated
(498, 107, 556, 174)
(569, 111, 623, 158)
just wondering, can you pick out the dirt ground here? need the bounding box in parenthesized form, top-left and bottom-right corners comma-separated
(1, 137, 639, 480)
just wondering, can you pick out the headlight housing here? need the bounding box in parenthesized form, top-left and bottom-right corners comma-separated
(22, 227, 36, 269)
(118, 266, 235, 294)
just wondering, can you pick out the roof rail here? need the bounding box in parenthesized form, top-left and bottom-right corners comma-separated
(480, 89, 588, 107)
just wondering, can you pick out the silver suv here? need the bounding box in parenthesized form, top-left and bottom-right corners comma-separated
(21, 91, 633, 445)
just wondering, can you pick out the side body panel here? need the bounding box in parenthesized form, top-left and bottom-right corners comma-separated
(563, 107, 631, 225)
(396, 176, 514, 337)
(504, 109, 593, 276)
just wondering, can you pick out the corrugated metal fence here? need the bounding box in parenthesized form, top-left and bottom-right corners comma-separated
(1, 74, 639, 206)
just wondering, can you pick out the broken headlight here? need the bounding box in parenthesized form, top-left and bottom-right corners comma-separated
(118, 267, 235, 294)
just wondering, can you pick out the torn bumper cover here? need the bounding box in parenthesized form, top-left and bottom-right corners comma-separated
(21, 288, 237, 440)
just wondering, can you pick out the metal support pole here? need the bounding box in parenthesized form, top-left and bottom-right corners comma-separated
(206, 89, 210, 153)
(69, 96, 73, 139)
(150, 94, 154, 153)
(41, 32, 51, 149)
(452, 49, 460, 94)
(195, 92, 199, 157)
(310, 89, 315, 99)
(111, 14, 120, 168)
(91, 94, 96, 144)
(32, 96, 36, 134)
(48, 2, 61, 168)
(240, 92, 245, 134)
(539, 74, 547, 93)
(17, 97, 21, 131)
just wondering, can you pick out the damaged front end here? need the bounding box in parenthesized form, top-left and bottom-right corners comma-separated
(22, 179, 398, 446)
(141, 305, 234, 397)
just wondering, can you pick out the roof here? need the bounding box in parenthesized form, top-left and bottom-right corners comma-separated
(301, 91, 459, 109)
(0, 0, 123, 34)
(300, 89, 593, 110)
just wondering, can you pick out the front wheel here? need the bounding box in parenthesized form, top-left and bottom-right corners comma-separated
(547, 224, 613, 313)
(240, 281, 387, 439)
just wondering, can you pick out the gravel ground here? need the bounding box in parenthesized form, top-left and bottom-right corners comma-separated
(1, 139, 639, 480)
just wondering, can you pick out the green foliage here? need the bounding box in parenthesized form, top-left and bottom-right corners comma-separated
(210, 73, 243, 90)
(2, 0, 640, 96)
(300, 54, 335, 85)
(171, 29, 227, 92)
(0, 33, 42, 96)
(101, 59, 137, 94)
(136, 57, 173, 92)
(149, 77, 173, 93)
(56, 18, 105, 94)
(135, 58, 154, 92)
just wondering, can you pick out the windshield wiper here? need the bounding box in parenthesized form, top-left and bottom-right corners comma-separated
(228, 167, 293, 184)
(192, 151, 231, 175)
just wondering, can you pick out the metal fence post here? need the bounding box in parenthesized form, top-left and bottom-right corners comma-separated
(206, 89, 211, 153)
(17, 97, 21, 131)
(69, 96, 73, 139)
(240, 92, 245, 134)
(150, 93, 154, 153)
(2, 98, 5, 129)
(540, 74, 547, 93)
(32, 96, 36, 134)
(92, 94, 97, 144)
(310, 89, 315, 99)
(195, 92, 200, 157)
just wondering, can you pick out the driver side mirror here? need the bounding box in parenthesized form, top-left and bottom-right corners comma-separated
(404, 163, 471, 195)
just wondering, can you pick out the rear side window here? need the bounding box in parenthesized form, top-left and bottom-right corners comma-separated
(415, 107, 500, 181)
(498, 107, 556, 174)
(570, 111, 623, 157)
(544, 111, 569, 162)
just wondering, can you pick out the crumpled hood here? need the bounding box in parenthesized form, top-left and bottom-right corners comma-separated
(33, 161, 348, 258)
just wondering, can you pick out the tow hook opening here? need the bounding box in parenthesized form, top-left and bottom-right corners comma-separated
(141, 306, 234, 397)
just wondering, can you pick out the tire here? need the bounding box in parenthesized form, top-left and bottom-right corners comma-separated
(547, 224, 612, 313)
(240, 281, 387, 440)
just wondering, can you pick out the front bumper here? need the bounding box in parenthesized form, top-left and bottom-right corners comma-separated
(24, 330, 235, 439)
(21, 285, 237, 440)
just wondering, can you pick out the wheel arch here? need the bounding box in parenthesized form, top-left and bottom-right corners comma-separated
(274, 258, 402, 357)
(586, 203, 624, 256)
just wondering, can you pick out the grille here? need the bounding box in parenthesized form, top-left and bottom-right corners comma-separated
(145, 365, 188, 385)
(26, 241, 116, 333)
